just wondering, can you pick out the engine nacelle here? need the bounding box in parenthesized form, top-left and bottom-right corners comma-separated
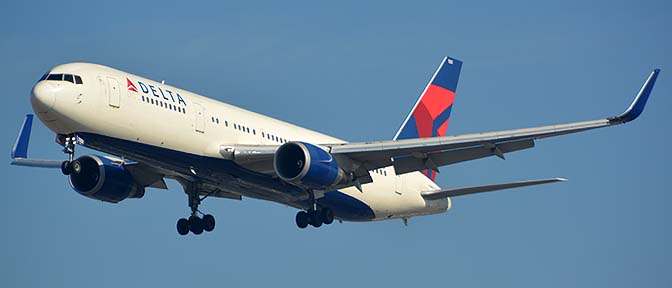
(274, 142, 349, 189)
(69, 155, 144, 203)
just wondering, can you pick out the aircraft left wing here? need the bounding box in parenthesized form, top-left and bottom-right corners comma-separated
(11, 114, 62, 168)
(11, 115, 169, 190)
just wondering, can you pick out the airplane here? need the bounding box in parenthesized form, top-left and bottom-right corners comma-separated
(11, 56, 659, 235)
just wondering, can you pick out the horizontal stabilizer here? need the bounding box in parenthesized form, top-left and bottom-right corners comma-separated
(421, 178, 567, 200)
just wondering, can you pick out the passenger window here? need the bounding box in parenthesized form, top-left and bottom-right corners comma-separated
(74, 75, 83, 84)
(64, 74, 74, 83)
(47, 74, 63, 81)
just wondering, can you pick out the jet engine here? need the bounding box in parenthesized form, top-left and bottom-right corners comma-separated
(68, 155, 144, 203)
(274, 142, 351, 189)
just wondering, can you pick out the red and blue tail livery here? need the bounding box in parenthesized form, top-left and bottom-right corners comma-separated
(394, 56, 463, 181)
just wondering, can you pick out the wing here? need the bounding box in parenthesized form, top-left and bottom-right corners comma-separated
(328, 69, 659, 175)
(10, 115, 63, 168)
(222, 69, 659, 179)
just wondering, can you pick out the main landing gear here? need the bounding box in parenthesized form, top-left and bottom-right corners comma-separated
(176, 184, 216, 235)
(295, 207, 334, 229)
(60, 135, 79, 175)
(295, 191, 334, 229)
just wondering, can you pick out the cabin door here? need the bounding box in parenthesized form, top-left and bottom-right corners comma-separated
(107, 76, 120, 108)
(194, 103, 205, 133)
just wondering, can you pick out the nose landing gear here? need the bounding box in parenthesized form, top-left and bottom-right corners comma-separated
(59, 134, 78, 175)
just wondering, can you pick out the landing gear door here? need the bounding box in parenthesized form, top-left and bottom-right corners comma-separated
(107, 77, 120, 108)
(194, 103, 205, 133)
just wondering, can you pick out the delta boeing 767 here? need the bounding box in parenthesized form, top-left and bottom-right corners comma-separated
(11, 57, 659, 235)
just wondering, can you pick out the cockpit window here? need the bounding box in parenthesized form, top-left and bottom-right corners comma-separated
(40, 73, 84, 84)
(47, 74, 63, 81)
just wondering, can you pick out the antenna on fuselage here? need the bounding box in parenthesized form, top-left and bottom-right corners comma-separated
(161, 80, 165, 84)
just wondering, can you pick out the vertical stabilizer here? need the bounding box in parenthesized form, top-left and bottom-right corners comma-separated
(393, 56, 462, 181)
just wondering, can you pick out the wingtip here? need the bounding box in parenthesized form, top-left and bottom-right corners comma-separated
(608, 69, 659, 124)
(556, 178, 569, 182)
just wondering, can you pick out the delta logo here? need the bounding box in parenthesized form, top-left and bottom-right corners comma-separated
(127, 78, 138, 92)
(126, 77, 187, 106)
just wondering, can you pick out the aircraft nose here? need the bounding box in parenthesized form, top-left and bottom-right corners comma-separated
(31, 81, 57, 113)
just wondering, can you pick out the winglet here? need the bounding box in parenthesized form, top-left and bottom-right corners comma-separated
(609, 69, 660, 124)
(11, 114, 34, 159)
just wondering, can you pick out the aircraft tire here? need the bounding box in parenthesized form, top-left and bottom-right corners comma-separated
(296, 211, 309, 229)
(321, 208, 334, 225)
(308, 211, 322, 227)
(203, 214, 215, 232)
(189, 216, 204, 235)
(177, 218, 189, 235)
(71, 160, 82, 174)
(60, 161, 71, 175)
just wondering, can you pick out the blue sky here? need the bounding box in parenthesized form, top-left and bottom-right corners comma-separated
(1, 1, 670, 287)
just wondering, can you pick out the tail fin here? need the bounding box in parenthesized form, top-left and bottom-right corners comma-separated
(393, 56, 463, 181)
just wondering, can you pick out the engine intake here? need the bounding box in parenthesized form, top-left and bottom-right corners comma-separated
(69, 155, 144, 203)
(274, 142, 349, 189)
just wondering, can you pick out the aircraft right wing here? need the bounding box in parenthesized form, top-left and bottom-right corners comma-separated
(217, 69, 659, 184)
(326, 69, 660, 175)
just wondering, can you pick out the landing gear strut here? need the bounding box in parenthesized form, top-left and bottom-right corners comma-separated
(176, 183, 216, 235)
(60, 135, 78, 175)
(295, 191, 334, 229)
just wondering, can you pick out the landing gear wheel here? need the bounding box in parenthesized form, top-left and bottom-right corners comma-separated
(309, 210, 322, 227)
(176, 218, 189, 235)
(60, 161, 72, 175)
(70, 160, 82, 175)
(188, 216, 204, 235)
(296, 211, 309, 229)
(203, 214, 216, 232)
(321, 208, 334, 225)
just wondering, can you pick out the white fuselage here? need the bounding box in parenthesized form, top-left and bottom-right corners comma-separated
(31, 62, 450, 221)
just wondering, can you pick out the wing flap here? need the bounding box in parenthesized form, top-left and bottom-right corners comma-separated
(421, 178, 567, 200)
(392, 138, 535, 175)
